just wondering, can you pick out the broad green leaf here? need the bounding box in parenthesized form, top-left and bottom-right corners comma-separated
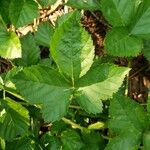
(106, 94, 149, 150)
(37, 0, 57, 7)
(101, 0, 139, 26)
(0, 98, 29, 141)
(67, 0, 101, 10)
(15, 33, 40, 66)
(130, 0, 150, 38)
(35, 22, 54, 47)
(9, 0, 39, 28)
(143, 40, 150, 61)
(12, 66, 72, 122)
(75, 64, 130, 114)
(51, 11, 94, 82)
(143, 131, 150, 150)
(61, 129, 84, 150)
(0, 0, 11, 24)
(0, 30, 21, 59)
(81, 131, 105, 150)
(104, 28, 143, 57)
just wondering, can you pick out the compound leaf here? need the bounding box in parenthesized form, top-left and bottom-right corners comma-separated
(104, 27, 142, 57)
(51, 11, 94, 82)
(75, 64, 130, 114)
(9, 0, 39, 28)
(0, 30, 21, 59)
(0, 98, 29, 141)
(12, 66, 72, 122)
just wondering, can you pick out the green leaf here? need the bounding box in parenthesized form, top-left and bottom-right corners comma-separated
(37, 0, 57, 7)
(0, 138, 5, 150)
(6, 137, 38, 150)
(130, 0, 150, 38)
(143, 131, 150, 150)
(0, 98, 29, 141)
(35, 22, 54, 47)
(101, 0, 139, 26)
(104, 27, 143, 57)
(51, 11, 94, 81)
(106, 94, 149, 150)
(41, 132, 61, 150)
(67, 0, 101, 10)
(105, 130, 141, 150)
(143, 40, 150, 61)
(12, 66, 72, 122)
(0, 0, 11, 24)
(0, 30, 21, 59)
(81, 131, 105, 150)
(9, 0, 39, 28)
(61, 129, 84, 150)
(75, 64, 130, 114)
(15, 33, 40, 66)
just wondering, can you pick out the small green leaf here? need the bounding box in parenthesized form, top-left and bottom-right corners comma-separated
(104, 27, 143, 57)
(67, 0, 101, 10)
(0, 98, 29, 141)
(130, 0, 150, 38)
(101, 0, 139, 26)
(51, 11, 94, 81)
(15, 33, 40, 66)
(88, 122, 104, 130)
(61, 129, 84, 150)
(9, 0, 39, 28)
(37, 0, 57, 7)
(12, 66, 72, 122)
(35, 22, 54, 47)
(0, 30, 21, 59)
(106, 94, 149, 150)
(76, 64, 130, 114)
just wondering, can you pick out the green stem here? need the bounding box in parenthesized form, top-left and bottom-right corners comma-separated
(69, 105, 81, 109)
(62, 117, 85, 131)
(3, 90, 5, 100)
(125, 58, 132, 96)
